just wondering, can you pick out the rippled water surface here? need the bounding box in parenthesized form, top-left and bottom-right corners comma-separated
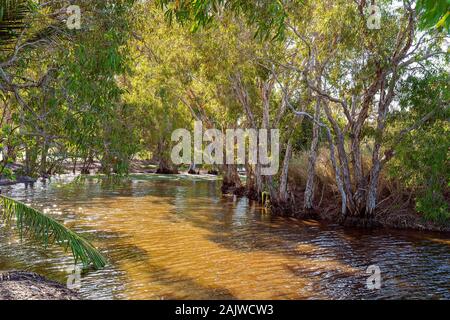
(0, 174, 449, 299)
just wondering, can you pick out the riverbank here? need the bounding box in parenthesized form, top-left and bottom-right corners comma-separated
(0, 271, 79, 300)
(1, 161, 448, 233)
(264, 188, 450, 233)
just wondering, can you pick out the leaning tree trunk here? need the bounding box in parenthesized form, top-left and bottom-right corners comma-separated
(322, 101, 356, 215)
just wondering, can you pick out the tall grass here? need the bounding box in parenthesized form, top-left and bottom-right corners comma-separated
(288, 147, 405, 205)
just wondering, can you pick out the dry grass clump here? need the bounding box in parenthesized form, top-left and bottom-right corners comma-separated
(288, 147, 411, 211)
(288, 148, 339, 195)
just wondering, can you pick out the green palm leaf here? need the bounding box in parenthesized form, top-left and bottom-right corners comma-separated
(0, 0, 32, 46)
(0, 195, 107, 269)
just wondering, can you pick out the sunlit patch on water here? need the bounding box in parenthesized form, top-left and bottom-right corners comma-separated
(0, 174, 449, 299)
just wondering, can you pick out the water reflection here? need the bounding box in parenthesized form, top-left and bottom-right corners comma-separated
(0, 174, 449, 300)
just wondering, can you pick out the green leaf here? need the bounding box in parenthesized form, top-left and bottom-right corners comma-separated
(0, 195, 107, 269)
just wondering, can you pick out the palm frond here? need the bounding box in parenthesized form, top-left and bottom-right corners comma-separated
(0, 0, 32, 46)
(0, 195, 107, 269)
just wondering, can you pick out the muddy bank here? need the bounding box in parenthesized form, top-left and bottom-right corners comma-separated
(0, 271, 80, 300)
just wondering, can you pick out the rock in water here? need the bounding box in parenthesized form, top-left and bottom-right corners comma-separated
(0, 271, 80, 300)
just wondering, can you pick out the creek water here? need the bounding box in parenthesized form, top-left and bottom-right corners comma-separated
(0, 174, 449, 299)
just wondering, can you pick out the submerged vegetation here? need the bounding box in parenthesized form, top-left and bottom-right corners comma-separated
(0, 0, 449, 268)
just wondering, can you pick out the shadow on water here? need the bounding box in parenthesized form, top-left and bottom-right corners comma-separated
(1, 174, 449, 299)
(185, 197, 450, 299)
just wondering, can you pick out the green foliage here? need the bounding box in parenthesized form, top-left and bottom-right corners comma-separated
(416, 0, 450, 33)
(156, 0, 290, 39)
(0, 195, 107, 268)
(0, 0, 33, 45)
(389, 72, 450, 222)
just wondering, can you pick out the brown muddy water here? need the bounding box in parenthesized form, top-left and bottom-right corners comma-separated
(0, 174, 449, 300)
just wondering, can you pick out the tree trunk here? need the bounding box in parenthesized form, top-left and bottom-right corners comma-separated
(81, 154, 93, 174)
(72, 157, 77, 175)
(221, 164, 243, 195)
(157, 157, 178, 174)
(188, 162, 198, 174)
(279, 139, 292, 203)
(244, 148, 260, 200)
(304, 97, 321, 211)
(322, 101, 356, 214)
(155, 140, 178, 174)
(254, 163, 263, 198)
(365, 82, 389, 218)
(351, 136, 367, 213)
(366, 160, 380, 217)
(39, 138, 49, 176)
